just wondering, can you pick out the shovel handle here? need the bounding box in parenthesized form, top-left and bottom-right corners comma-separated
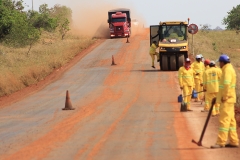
(198, 98, 216, 144)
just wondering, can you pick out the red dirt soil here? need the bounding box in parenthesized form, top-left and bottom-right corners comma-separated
(235, 107, 240, 135)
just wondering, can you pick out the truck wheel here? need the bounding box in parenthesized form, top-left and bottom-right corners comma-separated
(161, 55, 168, 71)
(178, 55, 184, 69)
(170, 56, 177, 71)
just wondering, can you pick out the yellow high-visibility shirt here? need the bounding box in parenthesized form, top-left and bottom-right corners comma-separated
(203, 67, 222, 93)
(205, 65, 210, 71)
(216, 64, 236, 104)
(178, 66, 195, 87)
(149, 43, 157, 54)
(191, 61, 205, 82)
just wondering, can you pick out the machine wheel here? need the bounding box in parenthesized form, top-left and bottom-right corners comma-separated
(178, 55, 184, 69)
(161, 55, 168, 71)
(170, 56, 177, 71)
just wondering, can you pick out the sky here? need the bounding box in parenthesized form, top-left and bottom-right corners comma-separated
(23, 0, 240, 29)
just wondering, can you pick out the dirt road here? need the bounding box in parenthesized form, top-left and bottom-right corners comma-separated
(0, 30, 239, 160)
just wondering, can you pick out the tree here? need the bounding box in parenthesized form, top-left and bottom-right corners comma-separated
(59, 19, 70, 40)
(50, 4, 72, 39)
(27, 4, 58, 32)
(200, 24, 212, 32)
(223, 5, 240, 30)
(4, 12, 40, 54)
(0, 0, 26, 38)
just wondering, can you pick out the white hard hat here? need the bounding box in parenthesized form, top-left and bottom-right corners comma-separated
(210, 61, 216, 65)
(186, 58, 191, 62)
(199, 54, 204, 58)
(196, 55, 201, 59)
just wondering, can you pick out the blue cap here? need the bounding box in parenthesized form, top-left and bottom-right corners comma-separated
(219, 54, 230, 63)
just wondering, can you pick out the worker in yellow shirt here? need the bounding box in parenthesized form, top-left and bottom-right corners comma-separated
(201, 59, 211, 102)
(149, 41, 159, 68)
(178, 58, 195, 111)
(191, 55, 205, 102)
(202, 61, 222, 114)
(211, 54, 239, 149)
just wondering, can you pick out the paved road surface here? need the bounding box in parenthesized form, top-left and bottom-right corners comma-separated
(0, 30, 239, 160)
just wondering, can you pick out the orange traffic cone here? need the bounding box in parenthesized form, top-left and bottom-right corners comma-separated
(111, 55, 116, 65)
(126, 36, 130, 43)
(62, 90, 75, 110)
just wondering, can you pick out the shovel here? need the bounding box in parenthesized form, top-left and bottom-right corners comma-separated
(192, 97, 216, 146)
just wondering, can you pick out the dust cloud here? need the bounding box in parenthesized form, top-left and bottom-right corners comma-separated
(57, 0, 146, 38)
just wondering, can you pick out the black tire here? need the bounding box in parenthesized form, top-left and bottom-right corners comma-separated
(170, 56, 177, 71)
(178, 55, 184, 69)
(161, 55, 168, 71)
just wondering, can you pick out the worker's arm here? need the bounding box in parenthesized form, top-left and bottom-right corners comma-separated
(218, 69, 222, 80)
(192, 70, 195, 88)
(178, 68, 183, 88)
(191, 63, 196, 75)
(203, 71, 207, 91)
(221, 70, 231, 101)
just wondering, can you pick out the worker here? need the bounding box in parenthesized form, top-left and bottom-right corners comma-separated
(191, 55, 205, 102)
(199, 54, 205, 62)
(211, 54, 239, 149)
(178, 58, 195, 111)
(201, 59, 211, 103)
(149, 41, 159, 68)
(202, 61, 222, 114)
(204, 59, 210, 70)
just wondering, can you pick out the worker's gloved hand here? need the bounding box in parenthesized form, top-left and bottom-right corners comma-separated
(195, 73, 199, 75)
(200, 83, 203, 86)
(203, 89, 207, 92)
(221, 97, 228, 103)
(180, 87, 183, 90)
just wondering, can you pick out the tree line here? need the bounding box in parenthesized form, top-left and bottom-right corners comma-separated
(0, 0, 72, 54)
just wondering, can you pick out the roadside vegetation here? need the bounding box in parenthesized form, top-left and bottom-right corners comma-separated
(189, 4, 240, 107)
(0, 0, 95, 96)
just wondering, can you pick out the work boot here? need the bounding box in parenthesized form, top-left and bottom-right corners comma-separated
(157, 59, 160, 62)
(210, 144, 224, 149)
(225, 144, 239, 148)
(201, 110, 209, 112)
(152, 66, 155, 69)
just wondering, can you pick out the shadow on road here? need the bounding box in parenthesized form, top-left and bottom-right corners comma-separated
(160, 147, 209, 150)
(131, 70, 178, 73)
(131, 70, 161, 72)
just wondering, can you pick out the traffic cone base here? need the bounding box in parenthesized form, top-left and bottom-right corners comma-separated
(62, 90, 75, 110)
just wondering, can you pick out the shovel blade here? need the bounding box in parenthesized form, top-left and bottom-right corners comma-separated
(192, 139, 202, 146)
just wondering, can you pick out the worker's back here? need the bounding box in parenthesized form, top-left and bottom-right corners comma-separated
(217, 63, 236, 103)
(203, 67, 222, 93)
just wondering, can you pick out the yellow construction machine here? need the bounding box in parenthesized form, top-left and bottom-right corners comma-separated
(150, 21, 189, 71)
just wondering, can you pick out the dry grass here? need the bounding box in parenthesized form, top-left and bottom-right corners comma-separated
(0, 32, 96, 97)
(189, 30, 240, 106)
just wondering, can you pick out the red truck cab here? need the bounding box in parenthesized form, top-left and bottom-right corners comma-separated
(108, 9, 131, 38)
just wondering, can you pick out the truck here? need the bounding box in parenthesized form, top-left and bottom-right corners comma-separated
(150, 21, 189, 71)
(107, 8, 131, 38)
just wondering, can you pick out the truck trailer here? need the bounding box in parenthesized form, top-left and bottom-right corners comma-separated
(107, 8, 131, 38)
(150, 21, 189, 71)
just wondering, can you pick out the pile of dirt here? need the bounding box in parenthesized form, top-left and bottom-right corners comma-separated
(235, 107, 240, 135)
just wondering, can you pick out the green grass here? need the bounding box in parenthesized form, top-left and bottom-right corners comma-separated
(0, 32, 96, 97)
(189, 30, 240, 106)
